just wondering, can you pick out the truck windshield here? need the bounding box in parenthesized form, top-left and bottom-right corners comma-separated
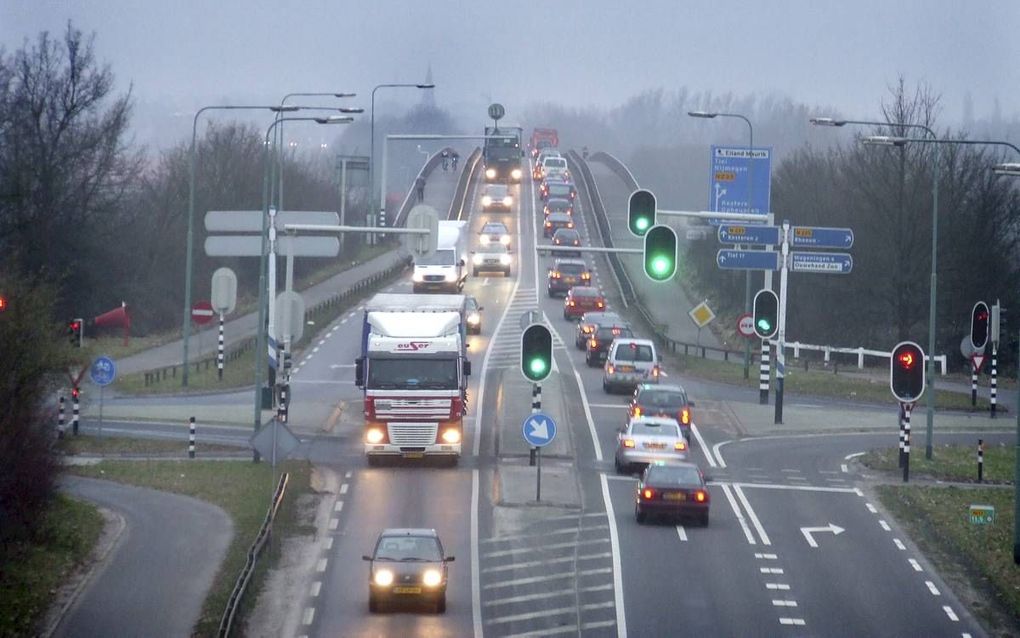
(415, 249, 455, 266)
(367, 358, 459, 390)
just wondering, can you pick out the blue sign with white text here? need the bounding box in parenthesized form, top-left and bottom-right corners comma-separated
(791, 226, 854, 249)
(709, 145, 772, 221)
(790, 252, 853, 274)
(718, 224, 781, 246)
(716, 249, 781, 271)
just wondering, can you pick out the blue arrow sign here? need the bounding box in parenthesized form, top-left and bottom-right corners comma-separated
(522, 412, 557, 447)
(716, 249, 780, 271)
(790, 252, 853, 274)
(718, 224, 781, 246)
(708, 145, 772, 223)
(791, 226, 854, 249)
(89, 356, 117, 387)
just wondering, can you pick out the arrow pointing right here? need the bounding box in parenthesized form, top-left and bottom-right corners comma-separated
(800, 523, 845, 548)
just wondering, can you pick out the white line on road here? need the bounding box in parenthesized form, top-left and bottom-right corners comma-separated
(734, 484, 771, 545)
(712, 439, 731, 468)
(484, 589, 576, 606)
(676, 526, 688, 541)
(325, 537, 333, 550)
(720, 483, 756, 545)
(879, 520, 891, 531)
(588, 403, 628, 409)
(760, 567, 784, 574)
(484, 537, 607, 558)
(334, 501, 343, 512)
(344, 470, 352, 479)
(339, 483, 348, 495)
(894, 539, 906, 550)
(482, 568, 613, 589)
(302, 608, 315, 625)
(755, 553, 778, 560)
(766, 583, 791, 590)
(779, 618, 806, 626)
(844, 451, 865, 460)
(772, 600, 798, 607)
(481, 553, 612, 573)
(733, 482, 858, 494)
(840, 464, 849, 473)
(312, 346, 320, 354)
(471, 469, 482, 638)
(328, 518, 338, 531)
(943, 606, 959, 621)
(480, 525, 610, 544)
(926, 581, 941, 596)
(316, 558, 327, 572)
(690, 424, 717, 468)
(576, 369, 604, 462)
(310, 581, 321, 597)
(600, 473, 628, 638)
(909, 558, 923, 572)
(866, 503, 878, 513)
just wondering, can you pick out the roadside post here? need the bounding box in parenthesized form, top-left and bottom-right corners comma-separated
(58, 396, 65, 439)
(189, 417, 197, 459)
(522, 413, 557, 502)
(978, 439, 984, 483)
(211, 267, 238, 381)
(991, 300, 1001, 417)
(89, 355, 117, 437)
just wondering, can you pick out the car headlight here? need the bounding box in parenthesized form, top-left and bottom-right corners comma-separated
(441, 429, 461, 444)
(481, 196, 492, 206)
(445, 272, 457, 281)
(480, 235, 491, 244)
(467, 313, 480, 325)
(485, 168, 496, 179)
(412, 271, 424, 282)
(500, 235, 511, 245)
(500, 254, 512, 265)
(502, 196, 513, 207)
(366, 428, 385, 444)
(374, 569, 394, 586)
(511, 168, 522, 180)
(473, 254, 483, 265)
(423, 568, 442, 587)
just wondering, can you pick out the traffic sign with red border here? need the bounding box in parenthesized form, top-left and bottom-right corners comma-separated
(191, 300, 214, 325)
(971, 354, 985, 372)
(736, 313, 755, 338)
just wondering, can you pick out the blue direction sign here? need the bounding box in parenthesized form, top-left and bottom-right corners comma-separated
(790, 252, 853, 274)
(709, 145, 772, 219)
(89, 356, 117, 386)
(718, 224, 781, 246)
(716, 249, 780, 271)
(791, 226, 854, 249)
(522, 412, 557, 448)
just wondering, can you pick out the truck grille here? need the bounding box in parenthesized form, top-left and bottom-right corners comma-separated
(374, 398, 451, 419)
(424, 275, 446, 282)
(388, 423, 438, 446)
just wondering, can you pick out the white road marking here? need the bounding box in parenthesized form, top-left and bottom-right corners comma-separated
(482, 568, 612, 589)
(600, 473, 628, 638)
(760, 567, 784, 574)
(340, 317, 349, 323)
(344, 470, 352, 479)
(302, 608, 315, 625)
(926, 581, 941, 596)
(480, 524, 610, 544)
(781, 468, 802, 473)
(909, 558, 923, 572)
(690, 424, 717, 468)
(894, 539, 906, 550)
(854, 488, 864, 497)
(712, 439, 731, 468)
(766, 583, 791, 590)
(316, 558, 327, 572)
(482, 553, 612, 573)
(310, 581, 321, 597)
(588, 403, 628, 409)
(471, 469, 482, 638)
(772, 600, 798, 607)
(866, 503, 878, 513)
(575, 369, 604, 462)
(317, 339, 326, 347)
(676, 526, 688, 541)
(720, 483, 756, 545)
(779, 618, 806, 626)
(755, 553, 778, 560)
(325, 537, 333, 550)
(312, 346, 320, 354)
(484, 589, 576, 606)
(844, 451, 865, 460)
(943, 606, 959, 621)
(484, 537, 607, 558)
(734, 482, 858, 494)
(840, 464, 849, 473)
(733, 484, 771, 545)
(328, 518, 338, 531)
(488, 603, 613, 625)
(334, 500, 343, 512)
(879, 520, 891, 531)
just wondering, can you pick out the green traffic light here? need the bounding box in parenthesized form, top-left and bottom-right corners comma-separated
(634, 217, 650, 232)
(756, 318, 773, 333)
(521, 324, 553, 382)
(651, 255, 670, 276)
(643, 224, 677, 282)
(529, 358, 548, 376)
(628, 189, 657, 238)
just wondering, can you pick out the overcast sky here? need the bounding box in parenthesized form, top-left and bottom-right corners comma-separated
(3, 0, 1017, 146)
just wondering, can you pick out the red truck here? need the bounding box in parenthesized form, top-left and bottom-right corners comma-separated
(530, 128, 559, 157)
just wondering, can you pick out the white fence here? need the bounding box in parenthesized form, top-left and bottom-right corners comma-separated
(774, 340, 948, 375)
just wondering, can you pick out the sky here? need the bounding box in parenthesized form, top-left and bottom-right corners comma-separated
(3, 0, 1018, 149)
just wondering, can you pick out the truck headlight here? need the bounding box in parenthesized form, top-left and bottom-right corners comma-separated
(445, 272, 457, 282)
(511, 168, 522, 180)
(366, 428, 385, 444)
(499, 255, 512, 265)
(423, 569, 442, 587)
(481, 195, 492, 207)
(412, 271, 424, 282)
(485, 168, 496, 179)
(374, 569, 394, 586)
(472, 254, 483, 265)
(441, 429, 461, 444)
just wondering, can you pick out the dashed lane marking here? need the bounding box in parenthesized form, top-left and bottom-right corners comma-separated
(482, 568, 613, 589)
(676, 526, 688, 541)
(302, 608, 315, 625)
(866, 503, 878, 513)
(310, 581, 321, 597)
(779, 618, 806, 626)
(893, 539, 906, 550)
(943, 606, 959, 622)
(316, 558, 327, 572)
(765, 583, 790, 590)
(926, 581, 941, 596)
(879, 520, 891, 531)
(772, 600, 798, 607)
(909, 558, 923, 572)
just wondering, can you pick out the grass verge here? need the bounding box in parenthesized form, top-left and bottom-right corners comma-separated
(0, 495, 105, 637)
(65, 459, 315, 637)
(55, 434, 243, 456)
(861, 443, 1014, 484)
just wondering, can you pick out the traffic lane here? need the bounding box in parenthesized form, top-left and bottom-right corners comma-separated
(606, 477, 777, 637)
(741, 486, 985, 637)
(55, 477, 232, 638)
(315, 465, 473, 638)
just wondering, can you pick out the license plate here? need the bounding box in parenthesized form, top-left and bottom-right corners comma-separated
(617, 365, 635, 373)
(393, 586, 422, 594)
(403, 452, 424, 459)
(564, 277, 576, 284)
(644, 443, 666, 450)
(663, 492, 687, 501)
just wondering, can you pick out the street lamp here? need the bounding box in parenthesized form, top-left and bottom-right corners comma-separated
(253, 115, 352, 456)
(182, 103, 300, 387)
(812, 117, 940, 460)
(369, 83, 435, 214)
(992, 162, 1020, 176)
(689, 110, 758, 382)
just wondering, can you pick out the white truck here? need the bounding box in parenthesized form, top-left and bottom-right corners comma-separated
(355, 293, 471, 464)
(412, 220, 468, 293)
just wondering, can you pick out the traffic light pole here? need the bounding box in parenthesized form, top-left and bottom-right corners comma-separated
(774, 221, 791, 425)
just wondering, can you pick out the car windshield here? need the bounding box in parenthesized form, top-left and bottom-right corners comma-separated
(547, 199, 570, 210)
(367, 358, 458, 390)
(482, 224, 507, 234)
(615, 344, 653, 362)
(375, 535, 443, 562)
(646, 465, 701, 486)
(549, 184, 572, 195)
(631, 421, 679, 437)
(415, 249, 455, 266)
(486, 185, 508, 197)
(572, 288, 599, 298)
(548, 214, 570, 223)
(465, 297, 478, 311)
(559, 263, 586, 275)
(544, 158, 567, 168)
(642, 390, 688, 406)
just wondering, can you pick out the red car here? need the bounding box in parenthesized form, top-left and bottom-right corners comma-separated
(563, 286, 606, 320)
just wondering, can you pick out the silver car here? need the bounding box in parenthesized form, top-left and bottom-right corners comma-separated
(603, 338, 660, 393)
(614, 416, 688, 473)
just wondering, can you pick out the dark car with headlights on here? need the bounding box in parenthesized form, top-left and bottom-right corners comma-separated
(363, 528, 455, 613)
(563, 286, 605, 320)
(547, 258, 592, 297)
(585, 324, 634, 366)
(543, 197, 575, 217)
(630, 383, 695, 442)
(540, 179, 577, 202)
(551, 228, 582, 257)
(543, 212, 574, 238)
(575, 311, 624, 349)
(635, 462, 709, 526)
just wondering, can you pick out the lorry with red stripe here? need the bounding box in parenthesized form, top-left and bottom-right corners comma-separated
(530, 128, 559, 157)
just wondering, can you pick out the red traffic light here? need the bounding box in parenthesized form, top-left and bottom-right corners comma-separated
(896, 350, 916, 370)
(890, 341, 925, 403)
(0, 295, 7, 311)
(71, 386, 80, 399)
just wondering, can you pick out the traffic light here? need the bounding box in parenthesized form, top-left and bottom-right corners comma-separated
(643, 224, 677, 282)
(970, 301, 989, 351)
(520, 323, 552, 382)
(628, 189, 656, 237)
(0, 294, 7, 312)
(67, 318, 83, 348)
(890, 341, 925, 402)
(752, 289, 779, 339)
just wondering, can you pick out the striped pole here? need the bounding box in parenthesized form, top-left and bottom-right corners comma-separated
(991, 345, 998, 418)
(978, 438, 984, 483)
(898, 404, 906, 468)
(971, 365, 978, 409)
(529, 383, 541, 467)
(278, 385, 288, 423)
(72, 389, 80, 436)
(58, 396, 65, 439)
(902, 404, 911, 483)
(188, 417, 196, 458)
(759, 340, 770, 404)
(217, 313, 225, 381)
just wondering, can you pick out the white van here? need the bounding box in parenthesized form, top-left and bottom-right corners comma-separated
(603, 338, 660, 393)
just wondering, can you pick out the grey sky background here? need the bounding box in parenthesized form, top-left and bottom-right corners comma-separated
(3, 0, 1018, 149)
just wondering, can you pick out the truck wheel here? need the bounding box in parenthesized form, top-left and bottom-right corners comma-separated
(369, 596, 379, 613)
(436, 594, 447, 614)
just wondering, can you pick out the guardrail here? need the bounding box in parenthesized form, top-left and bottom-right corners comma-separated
(448, 147, 482, 221)
(218, 472, 289, 638)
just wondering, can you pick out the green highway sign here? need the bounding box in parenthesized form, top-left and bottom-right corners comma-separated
(969, 504, 995, 525)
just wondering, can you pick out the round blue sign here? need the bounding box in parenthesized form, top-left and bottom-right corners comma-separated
(90, 356, 117, 387)
(522, 412, 557, 448)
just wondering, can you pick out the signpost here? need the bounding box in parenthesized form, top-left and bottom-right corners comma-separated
(523, 413, 557, 502)
(709, 145, 772, 216)
(790, 226, 854, 249)
(970, 504, 995, 525)
(716, 249, 780, 271)
(789, 252, 854, 274)
(718, 225, 781, 246)
(89, 356, 116, 435)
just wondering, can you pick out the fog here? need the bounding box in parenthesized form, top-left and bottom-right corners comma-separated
(3, 0, 1018, 150)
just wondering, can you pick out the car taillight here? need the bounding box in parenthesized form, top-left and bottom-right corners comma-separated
(680, 408, 691, 425)
(606, 364, 615, 374)
(583, 325, 593, 334)
(569, 300, 575, 306)
(596, 301, 604, 308)
(674, 441, 687, 452)
(631, 406, 642, 417)
(545, 222, 552, 228)
(641, 488, 654, 500)
(694, 490, 708, 503)
(624, 439, 636, 448)
(590, 338, 598, 348)
(551, 271, 561, 279)
(652, 367, 660, 377)
(567, 222, 574, 228)
(581, 272, 591, 280)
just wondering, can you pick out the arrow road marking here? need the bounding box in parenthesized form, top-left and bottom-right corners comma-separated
(529, 418, 549, 440)
(800, 523, 845, 548)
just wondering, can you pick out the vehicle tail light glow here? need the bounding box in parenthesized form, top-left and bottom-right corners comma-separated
(652, 367, 660, 377)
(581, 272, 591, 280)
(569, 300, 575, 306)
(680, 408, 691, 425)
(641, 488, 654, 500)
(590, 338, 598, 348)
(596, 301, 604, 308)
(632, 406, 642, 417)
(694, 490, 708, 503)
(607, 364, 615, 374)
(551, 271, 561, 278)
(674, 440, 687, 452)
(567, 222, 574, 228)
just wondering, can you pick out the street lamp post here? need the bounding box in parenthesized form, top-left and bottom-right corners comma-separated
(689, 110, 757, 382)
(182, 104, 300, 387)
(369, 83, 435, 229)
